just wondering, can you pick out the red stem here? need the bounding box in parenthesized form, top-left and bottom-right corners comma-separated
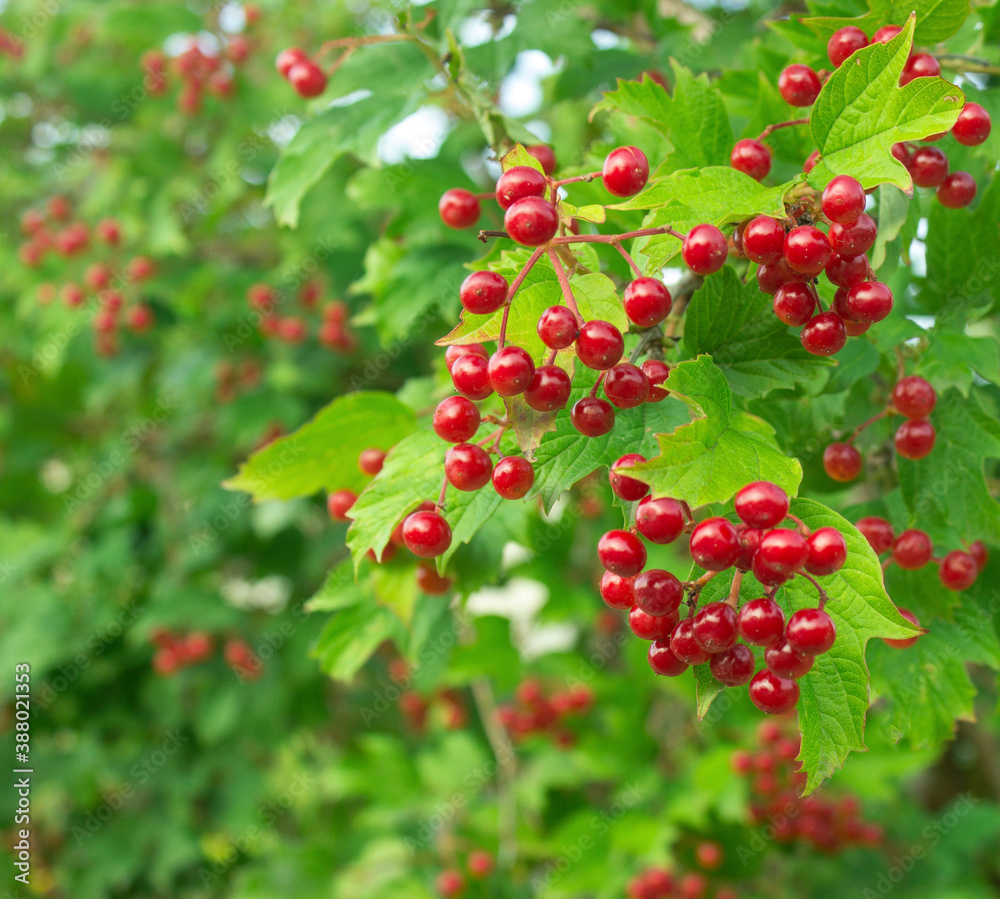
(757, 118, 810, 141)
(499, 247, 545, 348)
(546, 249, 580, 316)
(797, 570, 830, 609)
(612, 240, 644, 278)
(549, 225, 686, 246)
(553, 171, 602, 187)
(847, 408, 891, 444)
(589, 371, 606, 397)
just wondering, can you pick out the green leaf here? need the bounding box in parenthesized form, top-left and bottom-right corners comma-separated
(682, 268, 831, 398)
(917, 330, 1000, 396)
(807, 17, 965, 192)
(694, 663, 726, 719)
(304, 559, 366, 613)
(870, 184, 911, 271)
(312, 604, 406, 682)
(500, 142, 545, 174)
(619, 355, 803, 507)
(224, 392, 417, 501)
(802, 0, 971, 45)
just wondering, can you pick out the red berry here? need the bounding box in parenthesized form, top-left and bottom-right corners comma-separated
(526, 144, 557, 175)
(828, 26, 868, 67)
(604, 362, 650, 408)
(742, 215, 785, 264)
(641, 360, 670, 401)
(524, 364, 572, 411)
(669, 619, 712, 665)
(937, 172, 977, 208)
(822, 175, 866, 224)
(452, 353, 494, 400)
(445, 343, 488, 372)
(752, 550, 792, 587)
(692, 602, 739, 653)
(735, 480, 789, 529)
(358, 448, 386, 476)
(892, 375, 936, 418)
(883, 607, 921, 649)
(433, 396, 481, 443)
(892, 528, 933, 569)
(778, 64, 822, 106)
(288, 61, 327, 97)
(327, 489, 357, 521)
(894, 418, 935, 459)
(600, 571, 635, 610)
(598, 529, 647, 576)
(756, 258, 797, 295)
(786, 607, 836, 655)
(970, 540, 989, 572)
(765, 640, 814, 678)
(826, 252, 872, 288)
(823, 442, 862, 482)
(636, 496, 685, 544)
(609, 453, 649, 502)
(495, 165, 547, 210)
(403, 510, 452, 558)
(900, 53, 940, 86)
(801, 312, 847, 356)
(909, 147, 949, 188)
(61, 283, 85, 308)
(460, 270, 508, 314)
(629, 605, 679, 640)
(845, 281, 893, 322)
(784, 225, 832, 275)
(891, 142, 911, 167)
(127, 304, 154, 333)
(570, 396, 615, 436)
(750, 670, 801, 714)
(276, 47, 307, 77)
(758, 528, 809, 576)
(648, 639, 689, 676)
(857, 517, 895, 554)
(445, 443, 493, 491)
(682, 224, 728, 275)
(939, 550, 977, 591)
(537, 305, 579, 349)
(711, 644, 756, 685)
(730, 139, 771, 181)
(623, 277, 672, 327)
(488, 346, 535, 396)
(690, 517, 741, 571)
(806, 527, 848, 575)
(803, 150, 821, 173)
(738, 597, 786, 647)
(952, 102, 991, 146)
(872, 25, 902, 43)
(601, 145, 649, 197)
(439, 189, 481, 229)
(735, 526, 763, 571)
(492, 456, 534, 499)
(829, 214, 877, 258)
(576, 320, 624, 370)
(773, 281, 817, 326)
(416, 563, 453, 595)
(436, 869, 466, 898)
(634, 569, 683, 616)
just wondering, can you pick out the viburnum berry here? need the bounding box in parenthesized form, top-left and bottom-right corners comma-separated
(939, 550, 977, 591)
(436, 869, 466, 899)
(742, 215, 785, 264)
(952, 102, 991, 146)
(803, 150, 821, 173)
(756, 258, 797, 295)
(600, 571, 635, 610)
(603, 362, 650, 408)
(669, 619, 712, 665)
(711, 644, 756, 686)
(641, 360, 670, 401)
(623, 277, 672, 327)
(524, 364, 572, 411)
(749, 670, 801, 714)
(495, 165, 547, 210)
(488, 346, 535, 396)
(570, 396, 615, 436)
(466, 849, 494, 879)
(805, 527, 848, 575)
(823, 442, 862, 482)
(416, 563, 453, 595)
(127, 304, 155, 333)
(629, 605, 679, 640)
(445, 343, 488, 372)
(609, 453, 649, 502)
(773, 281, 817, 327)
(403, 510, 452, 558)
(358, 448, 386, 476)
(828, 26, 868, 66)
(786, 608, 836, 655)
(576, 320, 624, 370)
(909, 147, 949, 188)
(690, 517, 741, 570)
(288, 60, 327, 97)
(648, 639, 689, 676)
(601, 145, 649, 197)
(735, 526, 763, 571)
(778, 64, 822, 106)
(784, 225, 832, 275)
(801, 312, 847, 356)
(857, 517, 894, 554)
(883, 608, 922, 649)
(845, 281, 893, 323)
(764, 639, 814, 678)
(537, 305, 579, 349)
(758, 528, 809, 575)
(895, 418, 936, 460)
(735, 480, 789, 529)
(752, 551, 792, 587)
(327, 489, 356, 521)
(892, 528, 933, 569)
(892, 375, 936, 418)
(822, 175, 866, 224)
(526, 144, 557, 175)
(445, 443, 493, 491)
(829, 214, 877, 258)
(634, 569, 683, 616)
(970, 540, 989, 572)
(504, 196, 559, 246)
(872, 24, 902, 43)
(900, 53, 941, 86)
(692, 602, 739, 653)
(826, 252, 872, 288)
(491, 456, 534, 499)
(433, 396, 481, 443)
(439, 189, 481, 229)
(682, 224, 728, 275)
(451, 353, 493, 400)
(738, 597, 786, 647)
(460, 270, 508, 314)
(636, 496, 685, 544)
(276, 47, 307, 77)
(598, 529, 647, 577)
(730, 139, 771, 181)
(937, 172, 977, 208)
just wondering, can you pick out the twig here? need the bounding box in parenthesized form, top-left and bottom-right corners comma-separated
(726, 570, 744, 609)
(757, 118, 810, 141)
(936, 54, 1000, 75)
(612, 239, 644, 277)
(797, 570, 830, 609)
(547, 249, 580, 316)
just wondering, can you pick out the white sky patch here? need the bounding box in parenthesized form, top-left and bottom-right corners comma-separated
(499, 50, 559, 118)
(164, 31, 221, 57)
(591, 29, 622, 49)
(378, 106, 450, 164)
(218, 2, 246, 33)
(526, 119, 552, 142)
(458, 11, 516, 46)
(909, 236, 927, 277)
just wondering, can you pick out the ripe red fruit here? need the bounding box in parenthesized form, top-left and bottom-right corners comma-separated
(127, 256, 155, 282)
(576, 320, 624, 370)
(495, 165, 547, 210)
(276, 47, 307, 77)
(735, 526, 763, 571)
(492, 456, 534, 499)
(488, 346, 535, 396)
(327, 489, 357, 521)
(682, 224, 728, 275)
(601, 145, 649, 197)
(689, 517, 741, 570)
(526, 144, 557, 175)
(952, 102, 991, 146)
(823, 442, 862, 482)
(403, 510, 452, 558)
(598, 529, 647, 577)
(900, 53, 940, 86)
(570, 396, 615, 436)
(445, 443, 493, 491)
(600, 571, 635, 610)
(711, 644, 756, 685)
(460, 270, 508, 314)
(445, 343, 488, 372)
(872, 24, 902, 43)
(801, 312, 847, 356)
(636, 496, 685, 544)
(524, 364, 572, 411)
(466, 849, 494, 879)
(786, 608, 836, 655)
(939, 550, 978, 591)
(127, 304, 155, 333)
(634, 569, 683, 616)
(937, 172, 977, 208)
(742, 215, 785, 264)
(603, 362, 650, 408)
(756, 258, 797, 295)
(828, 26, 868, 67)
(970, 540, 989, 572)
(648, 640, 689, 676)
(692, 602, 739, 653)
(669, 619, 712, 665)
(784, 225, 832, 275)
(805, 527, 848, 575)
(892, 375, 936, 418)
(451, 353, 493, 400)
(909, 147, 949, 188)
(537, 305, 579, 349)
(641, 360, 670, 401)
(829, 213, 877, 257)
(416, 563, 453, 595)
(845, 281, 893, 322)
(433, 395, 481, 443)
(894, 418, 936, 460)
(758, 529, 809, 575)
(764, 640, 814, 678)
(822, 175, 866, 224)
(436, 869, 466, 898)
(803, 150, 821, 173)
(439, 189, 481, 229)
(826, 252, 872, 288)
(609, 453, 649, 502)
(738, 597, 786, 646)
(288, 61, 327, 97)
(883, 607, 922, 649)
(358, 448, 386, 476)
(778, 64, 822, 106)
(629, 605, 679, 640)
(857, 517, 895, 554)
(773, 281, 817, 327)
(750, 669, 801, 714)
(623, 277, 672, 327)
(730, 139, 771, 181)
(892, 528, 933, 569)
(735, 480, 789, 529)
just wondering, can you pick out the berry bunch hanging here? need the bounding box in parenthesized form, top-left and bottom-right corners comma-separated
(495, 679, 593, 748)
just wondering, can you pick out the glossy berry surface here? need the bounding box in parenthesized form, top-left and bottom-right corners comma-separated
(756, 258, 797, 294)
(669, 619, 712, 665)
(604, 363, 650, 408)
(288, 61, 327, 97)
(682, 224, 728, 275)
(826, 252, 872, 288)
(738, 597, 786, 646)
(433, 396, 480, 443)
(524, 364, 572, 411)
(537, 305, 579, 349)
(692, 602, 739, 653)
(327, 489, 357, 521)
(451, 352, 493, 400)
(597, 529, 647, 577)
(504, 196, 559, 246)
(634, 569, 683, 616)
(735, 481, 789, 529)
(445, 443, 493, 491)
(439, 188, 481, 229)
(822, 175, 866, 224)
(600, 572, 635, 610)
(892, 529, 933, 569)
(845, 281, 893, 322)
(883, 608, 922, 649)
(894, 418, 936, 460)
(970, 540, 989, 572)
(765, 640, 814, 679)
(778, 64, 821, 106)
(636, 496, 685, 544)
(909, 147, 949, 188)
(829, 214, 877, 258)
(641, 360, 670, 401)
(805, 527, 848, 575)
(648, 640, 689, 676)
(872, 24, 902, 43)
(801, 312, 847, 356)
(824, 442, 862, 482)
(749, 670, 801, 714)
(758, 528, 809, 575)
(900, 53, 940, 85)
(786, 608, 836, 655)
(602, 145, 649, 197)
(710, 644, 756, 686)
(730, 139, 771, 181)
(609, 453, 649, 501)
(489, 346, 535, 396)
(773, 281, 816, 327)
(939, 550, 978, 591)
(570, 396, 615, 436)
(445, 343, 487, 372)
(828, 26, 868, 66)
(784, 225, 832, 275)
(952, 102, 991, 146)
(403, 510, 452, 558)
(460, 270, 508, 314)
(892, 375, 936, 418)
(857, 517, 895, 554)
(576, 320, 624, 370)
(623, 277, 672, 326)
(358, 448, 386, 476)
(629, 605, 679, 640)
(495, 165, 547, 210)
(742, 215, 785, 264)
(689, 517, 741, 570)
(937, 172, 977, 208)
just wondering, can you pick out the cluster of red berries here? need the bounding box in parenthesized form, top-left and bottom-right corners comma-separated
(857, 517, 988, 594)
(434, 850, 494, 898)
(399, 688, 468, 732)
(149, 629, 214, 676)
(20, 200, 157, 356)
(215, 358, 262, 403)
(824, 374, 937, 480)
(599, 477, 847, 715)
(626, 858, 737, 899)
(731, 720, 883, 851)
(495, 679, 593, 748)
(224, 637, 263, 680)
(246, 281, 356, 352)
(275, 47, 327, 98)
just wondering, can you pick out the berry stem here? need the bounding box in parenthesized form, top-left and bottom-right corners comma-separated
(612, 239, 644, 277)
(847, 408, 891, 444)
(628, 327, 664, 363)
(786, 513, 811, 537)
(797, 570, 831, 609)
(757, 118, 810, 141)
(550, 225, 687, 246)
(686, 569, 720, 603)
(589, 371, 606, 397)
(546, 249, 580, 317)
(478, 229, 510, 242)
(680, 500, 694, 524)
(935, 54, 1000, 75)
(552, 171, 602, 187)
(499, 247, 545, 347)
(546, 348, 558, 365)
(437, 476, 449, 509)
(726, 570, 744, 609)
